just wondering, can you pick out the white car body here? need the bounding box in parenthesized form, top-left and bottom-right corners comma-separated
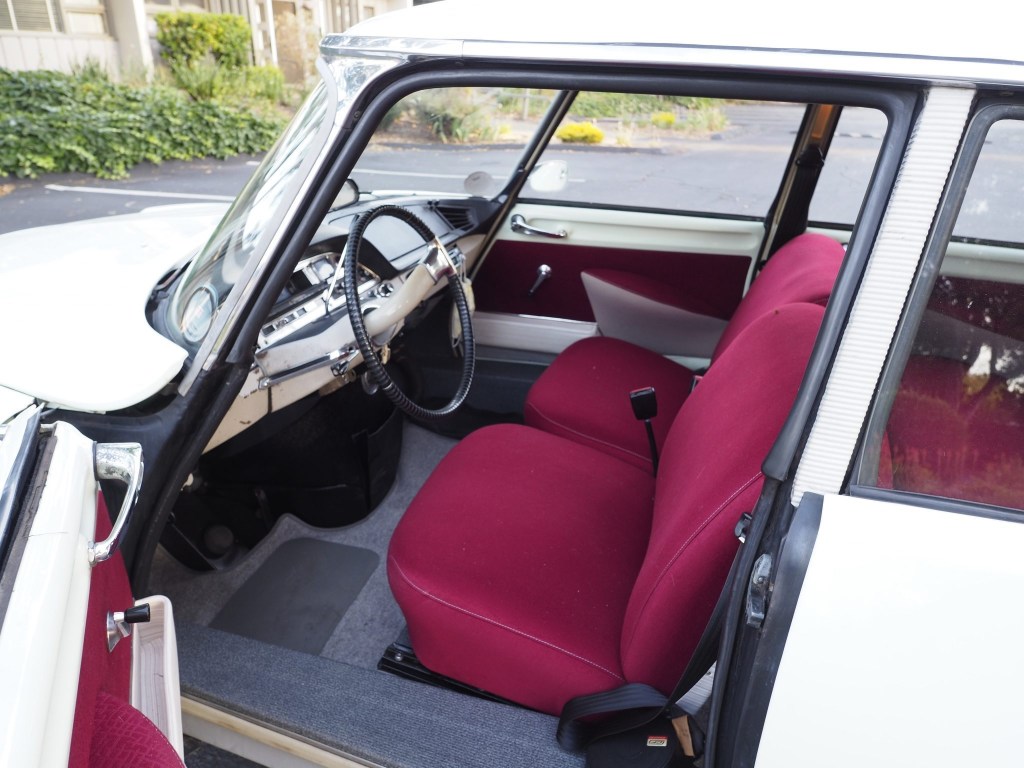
(2, 1, 1023, 766)
(0, 203, 226, 415)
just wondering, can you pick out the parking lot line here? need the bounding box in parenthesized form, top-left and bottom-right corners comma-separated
(44, 184, 235, 202)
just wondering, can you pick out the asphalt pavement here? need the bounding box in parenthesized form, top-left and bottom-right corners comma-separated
(0, 104, 881, 237)
(0, 155, 262, 235)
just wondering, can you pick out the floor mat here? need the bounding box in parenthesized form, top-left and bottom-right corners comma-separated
(210, 538, 378, 655)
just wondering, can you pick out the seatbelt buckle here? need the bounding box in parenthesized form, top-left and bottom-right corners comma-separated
(629, 387, 658, 420)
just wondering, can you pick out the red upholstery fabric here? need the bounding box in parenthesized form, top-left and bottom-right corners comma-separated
(524, 233, 843, 469)
(70, 494, 135, 768)
(391, 304, 824, 714)
(886, 354, 1024, 508)
(89, 693, 185, 768)
(388, 424, 655, 715)
(524, 336, 696, 471)
(474, 239, 749, 322)
(69, 495, 182, 768)
(710, 233, 843, 359)
(620, 304, 825, 690)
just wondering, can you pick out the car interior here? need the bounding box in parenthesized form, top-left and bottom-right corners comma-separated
(130, 86, 895, 766)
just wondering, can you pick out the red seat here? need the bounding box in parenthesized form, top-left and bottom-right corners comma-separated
(524, 233, 843, 471)
(389, 303, 825, 715)
(884, 354, 1024, 508)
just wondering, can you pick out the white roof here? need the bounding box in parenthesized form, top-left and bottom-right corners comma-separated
(327, 0, 1024, 85)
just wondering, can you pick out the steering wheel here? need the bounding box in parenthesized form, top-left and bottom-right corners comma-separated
(343, 205, 475, 421)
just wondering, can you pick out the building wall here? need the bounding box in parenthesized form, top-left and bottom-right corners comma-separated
(0, 0, 411, 78)
(0, 29, 118, 71)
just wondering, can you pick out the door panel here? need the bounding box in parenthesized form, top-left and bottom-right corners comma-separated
(0, 419, 184, 767)
(473, 202, 761, 356)
(752, 492, 1024, 768)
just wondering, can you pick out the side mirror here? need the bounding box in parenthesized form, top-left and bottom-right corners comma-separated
(331, 178, 360, 210)
(527, 160, 569, 193)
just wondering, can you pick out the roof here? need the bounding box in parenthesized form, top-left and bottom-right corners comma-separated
(322, 0, 1024, 86)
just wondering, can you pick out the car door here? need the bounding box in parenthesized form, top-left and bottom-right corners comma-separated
(711, 92, 1024, 767)
(471, 95, 881, 363)
(0, 406, 184, 767)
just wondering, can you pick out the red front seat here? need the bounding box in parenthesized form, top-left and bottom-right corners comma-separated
(523, 233, 843, 471)
(388, 303, 825, 715)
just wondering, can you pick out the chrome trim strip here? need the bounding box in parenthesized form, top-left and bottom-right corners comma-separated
(321, 36, 1024, 88)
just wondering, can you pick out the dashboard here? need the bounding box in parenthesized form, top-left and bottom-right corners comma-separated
(205, 196, 491, 451)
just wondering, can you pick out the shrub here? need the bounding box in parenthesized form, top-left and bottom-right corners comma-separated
(168, 58, 285, 104)
(0, 68, 284, 179)
(651, 110, 676, 129)
(682, 102, 728, 134)
(570, 92, 677, 119)
(239, 65, 285, 103)
(169, 56, 224, 101)
(156, 12, 251, 70)
(555, 122, 605, 144)
(411, 88, 499, 143)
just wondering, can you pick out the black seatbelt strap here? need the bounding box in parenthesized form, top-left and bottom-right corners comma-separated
(556, 536, 745, 753)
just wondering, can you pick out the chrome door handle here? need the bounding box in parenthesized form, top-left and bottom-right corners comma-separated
(90, 442, 144, 565)
(510, 214, 567, 239)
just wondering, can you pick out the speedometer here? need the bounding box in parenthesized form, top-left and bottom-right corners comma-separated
(180, 285, 217, 345)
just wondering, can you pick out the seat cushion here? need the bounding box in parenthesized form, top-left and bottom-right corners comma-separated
(389, 424, 655, 715)
(524, 336, 695, 472)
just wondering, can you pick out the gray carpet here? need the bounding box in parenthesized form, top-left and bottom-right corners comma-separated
(156, 417, 583, 766)
(179, 623, 583, 768)
(149, 420, 457, 669)
(210, 538, 379, 655)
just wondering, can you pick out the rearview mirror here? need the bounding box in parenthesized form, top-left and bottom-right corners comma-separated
(527, 161, 569, 193)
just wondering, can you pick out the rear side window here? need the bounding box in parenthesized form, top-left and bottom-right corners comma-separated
(865, 116, 1024, 510)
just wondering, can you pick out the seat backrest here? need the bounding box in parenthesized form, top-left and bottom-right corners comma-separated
(619, 302, 825, 693)
(711, 233, 843, 361)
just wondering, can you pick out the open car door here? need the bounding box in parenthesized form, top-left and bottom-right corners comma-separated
(0, 406, 184, 767)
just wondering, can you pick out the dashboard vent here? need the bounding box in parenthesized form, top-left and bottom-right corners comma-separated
(436, 205, 476, 231)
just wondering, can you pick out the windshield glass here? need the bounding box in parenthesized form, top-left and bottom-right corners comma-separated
(351, 87, 557, 198)
(168, 82, 332, 351)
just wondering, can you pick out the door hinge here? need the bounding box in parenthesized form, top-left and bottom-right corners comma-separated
(746, 553, 772, 628)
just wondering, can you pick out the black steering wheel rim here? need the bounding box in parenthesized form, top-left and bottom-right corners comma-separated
(343, 205, 475, 421)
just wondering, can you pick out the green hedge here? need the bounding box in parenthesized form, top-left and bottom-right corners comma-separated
(0, 68, 284, 179)
(155, 12, 251, 69)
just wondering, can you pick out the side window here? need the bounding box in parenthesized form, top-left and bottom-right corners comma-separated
(869, 116, 1024, 510)
(524, 93, 804, 216)
(809, 107, 888, 227)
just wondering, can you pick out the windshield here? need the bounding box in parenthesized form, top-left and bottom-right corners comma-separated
(168, 82, 333, 351)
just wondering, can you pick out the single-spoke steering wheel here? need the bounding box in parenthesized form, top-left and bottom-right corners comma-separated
(343, 205, 475, 421)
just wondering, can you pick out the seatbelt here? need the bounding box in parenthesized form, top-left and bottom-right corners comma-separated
(556, 531, 745, 755)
